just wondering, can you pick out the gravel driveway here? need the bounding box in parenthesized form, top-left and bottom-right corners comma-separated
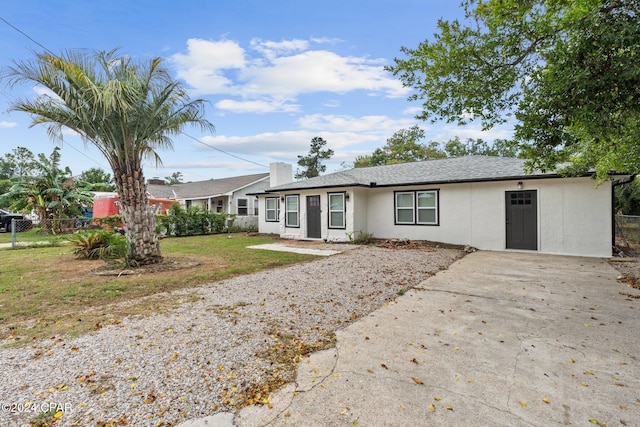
(1, 245, 463, 426)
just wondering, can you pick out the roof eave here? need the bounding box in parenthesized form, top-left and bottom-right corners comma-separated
(255, 172, 601, 193)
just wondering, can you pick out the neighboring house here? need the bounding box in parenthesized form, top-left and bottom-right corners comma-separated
(92, 192, 175, 218)
(255, 157, 631, 258)
(147, 172, 270, 230)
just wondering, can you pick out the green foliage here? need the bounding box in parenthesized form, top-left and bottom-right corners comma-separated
(165, 171, 184, 185)
(3, 48, 215, 265)
(156, 203, 231, 237)
(76, 167, 116, 192)
(388, 0, 640, 181)
(0, 147, 93, 232)
(68, 229, 127, 261)
(296, 137, 334, 179)
(346, 230, 374, 245)
(91, 215, 124, 229)
(443, 137, 519, 158)
(354, 126, 442, 168)
(354, 126, 518, 168)
(0, 146, 37, 180)
(615, 178, 640, 215)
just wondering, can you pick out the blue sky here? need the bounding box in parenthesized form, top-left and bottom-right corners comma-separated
(0, 1, 513, 182)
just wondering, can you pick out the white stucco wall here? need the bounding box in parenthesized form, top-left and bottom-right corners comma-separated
(257, 195, 282, 235)
(536, 178, 612, 256)
(365, 178, 613, 257)
(262, 177, 613, 257)
(273, 189, 356, 242)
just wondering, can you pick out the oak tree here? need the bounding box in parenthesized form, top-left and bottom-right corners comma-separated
(388, 0, 640, 180)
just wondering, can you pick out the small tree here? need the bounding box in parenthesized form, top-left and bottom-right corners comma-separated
(1, 147, 93, 232)
(354, 126, 444, 168)
(295, 137, 334, 179)
(165, 171, 184, 185)
(443, 137, 519, 158)
(77, 167, 116, 192)
(0, 147, 38, 199)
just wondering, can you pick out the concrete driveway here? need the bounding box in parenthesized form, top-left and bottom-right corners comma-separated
(230, 251, 640, 426)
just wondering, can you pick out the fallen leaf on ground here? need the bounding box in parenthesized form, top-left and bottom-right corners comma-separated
(412, 377, 424, 385)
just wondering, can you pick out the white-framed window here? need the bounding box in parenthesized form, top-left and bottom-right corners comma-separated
(237, 198, 248, 216)
(285, 195, 299, 227)
(216, 199, 223, 213)
(265, 197, 280, 222)
(394, 190, 439, 225)
(395, 192, 415, 224)
(328, 192, 346, 229)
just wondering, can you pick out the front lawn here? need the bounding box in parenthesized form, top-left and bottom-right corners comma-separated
(0, 227, 73, 244)
(0, 233, 317, 345)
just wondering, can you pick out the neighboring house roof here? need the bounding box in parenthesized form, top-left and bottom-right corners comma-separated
(147, 173, 269, 200)
(266, 156, 583, 192)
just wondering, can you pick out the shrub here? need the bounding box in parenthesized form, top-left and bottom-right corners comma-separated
(156, 203, 231, 237)
(68, 229, 127, 261)
(91, 214, 124, 230)
(346, 231, 374, 245)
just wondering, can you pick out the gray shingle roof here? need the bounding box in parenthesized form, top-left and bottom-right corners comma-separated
(147, 173, 269, 199)
(269, 156, 563, 192)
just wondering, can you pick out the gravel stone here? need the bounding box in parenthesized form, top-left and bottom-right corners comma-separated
(0, 246, 463, 427)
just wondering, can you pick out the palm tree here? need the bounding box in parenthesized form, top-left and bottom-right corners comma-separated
(1, 147, 94, 233)
(3, 49, 214, 265)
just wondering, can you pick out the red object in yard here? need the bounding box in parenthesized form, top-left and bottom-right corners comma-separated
(92, 194, 176, 218)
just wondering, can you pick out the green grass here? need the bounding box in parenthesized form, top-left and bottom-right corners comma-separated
(0, 233, 318, 345)
(0, 227, 72, 244)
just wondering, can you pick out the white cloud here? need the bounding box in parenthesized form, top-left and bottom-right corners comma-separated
(0, 121, 17, 128)
(214, 98, 300, 114)
(249, 38, 309, 60)
(33, 85, 64, 103)
(432, 125, 514, 142)
(171, 38, 247, 94)
(297, 114, 414, 134)
(170, 37, 408, 110)
(239, 50, 402, 97)
(189, 114, 420, 166)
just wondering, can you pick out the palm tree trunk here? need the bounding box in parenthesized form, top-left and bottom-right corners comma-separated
(114, 168, 162, 266)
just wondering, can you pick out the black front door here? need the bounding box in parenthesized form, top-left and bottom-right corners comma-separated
(306, 195, 321, 238)
(505, 190, 538, 250)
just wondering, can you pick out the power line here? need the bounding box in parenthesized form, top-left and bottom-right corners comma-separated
(60, 141, 110, 171)
(181, 132, 269, 169)
(0, 16, 53, 54)
(0, 15, 269, 171)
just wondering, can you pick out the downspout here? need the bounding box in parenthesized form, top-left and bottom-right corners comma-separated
(612, 174, 636, 250)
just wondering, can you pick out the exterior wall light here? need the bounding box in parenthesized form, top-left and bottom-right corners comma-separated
(517, 181, 523, 190)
